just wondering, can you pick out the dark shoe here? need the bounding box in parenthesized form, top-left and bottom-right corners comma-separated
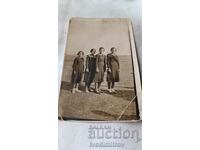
(95, 90, 100, 94)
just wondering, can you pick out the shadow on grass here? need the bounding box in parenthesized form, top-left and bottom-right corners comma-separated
(101, 89, 136, 101)
(61, 81, 136, 102)
(61, 81, 85, 91)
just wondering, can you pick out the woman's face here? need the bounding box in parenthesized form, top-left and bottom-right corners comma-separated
(111, 48, 116, 54)
(79, 52, 84, 57)
(91, 49, 96, 55)
(99, 48, 104, 54)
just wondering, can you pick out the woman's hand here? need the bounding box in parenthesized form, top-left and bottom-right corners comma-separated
(86, 68, 89, 72)
(107, 68, 111, 72)
(96, 68, 99, 73)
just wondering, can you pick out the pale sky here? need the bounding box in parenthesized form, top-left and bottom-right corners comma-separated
(65, 18, 132, 55)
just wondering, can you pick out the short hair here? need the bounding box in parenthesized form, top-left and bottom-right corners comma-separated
(110, 47, 117, 52)
(90, 48, 96, 53)
(99, 47, 105, 51)
(77, 51, 84, 55)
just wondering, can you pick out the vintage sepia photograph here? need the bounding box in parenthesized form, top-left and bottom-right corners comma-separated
(58, 18, 141, 121)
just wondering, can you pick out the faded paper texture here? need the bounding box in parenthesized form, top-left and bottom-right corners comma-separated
(59, 18, 138, 121)
(66, 18, 131, 55)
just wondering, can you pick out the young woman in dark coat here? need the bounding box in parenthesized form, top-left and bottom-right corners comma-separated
(84, 48, 96, 92)
(71, 51, 84, 94)
(107, 47, 120, 93)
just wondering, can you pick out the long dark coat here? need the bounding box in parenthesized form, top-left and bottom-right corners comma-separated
(84, 54, 96, 85)
(71, 56, 84, 84)
(107, 53, 120, 82)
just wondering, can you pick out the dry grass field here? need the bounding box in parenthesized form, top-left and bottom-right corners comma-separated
(59, 55, 138, 121)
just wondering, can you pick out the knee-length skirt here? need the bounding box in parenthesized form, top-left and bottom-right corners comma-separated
(94, 71, 104, 82)
(71, 71, 83, 84)
(84, 71, 95, 84)
(94, 63, 105, 82)
(107, 61, 120, 82)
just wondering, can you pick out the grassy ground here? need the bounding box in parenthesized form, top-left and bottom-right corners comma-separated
(59, 55, 138, 121)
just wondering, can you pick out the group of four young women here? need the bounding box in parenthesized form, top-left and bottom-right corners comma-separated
(71, 47, 120, 94)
